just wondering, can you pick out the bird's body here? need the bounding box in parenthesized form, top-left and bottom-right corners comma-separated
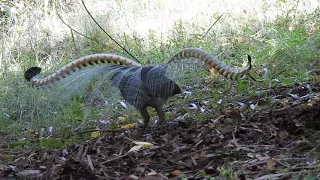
(113, 66, 181, 128)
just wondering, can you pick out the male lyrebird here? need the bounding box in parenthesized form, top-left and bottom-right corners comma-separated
(25, 48, 251, 128)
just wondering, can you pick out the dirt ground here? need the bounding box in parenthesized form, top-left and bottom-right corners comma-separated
(1, 82, 320, 180)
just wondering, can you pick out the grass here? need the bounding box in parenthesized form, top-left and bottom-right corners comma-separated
(0, 0, 319, 149)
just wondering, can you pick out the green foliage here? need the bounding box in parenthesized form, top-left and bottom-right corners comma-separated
(63, 98, 84, 122)
(217, 165, 238, 179)
(39, 139, 66, 149)
(237, 80, 249, 92)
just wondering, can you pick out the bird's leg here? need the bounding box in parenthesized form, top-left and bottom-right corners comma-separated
(155, 106, 165, 131)
(139, 106, 150, 130)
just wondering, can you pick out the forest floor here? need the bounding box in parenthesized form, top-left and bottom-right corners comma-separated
(1, 82, 320, 180)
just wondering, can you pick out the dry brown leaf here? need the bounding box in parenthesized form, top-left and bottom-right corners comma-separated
(171, 170, 183, 175)
(224, 109, 242, 120)
(141, 159, 153, 164)
(278, 130, 289, 140)
(133, 141, 154, 147)
(121, 123, 137, 129)
(90, 131, 101, 138)
(186, 158, 193, 168)
(128, 145, 143, 153)
(266, 157, 277, 170)
(129, 174, 139, 180)
(16, 169, 42, 177)
(311, 96, 320, 105)
(118, 116, 126, 121)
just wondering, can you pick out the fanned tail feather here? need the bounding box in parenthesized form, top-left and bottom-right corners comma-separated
(25, 67, 42, 82)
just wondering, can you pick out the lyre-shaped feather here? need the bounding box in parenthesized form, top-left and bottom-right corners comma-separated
(167, 48, 251, 80)
(25, 54, 141, 87)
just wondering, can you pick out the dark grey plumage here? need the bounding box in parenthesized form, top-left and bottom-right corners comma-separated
(111, 65, 181, 128)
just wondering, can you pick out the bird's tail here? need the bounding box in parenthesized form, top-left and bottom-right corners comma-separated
(24, 54, 141, 87)
(167, 48, 251, 80)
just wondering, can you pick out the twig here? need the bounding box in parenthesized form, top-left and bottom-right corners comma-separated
(92, 136, 103, 150)
(99, 144, 146, 165)
(100, 169, 119, 180)
(193, 140, 203, 147)
(55, 3, 117, 53)
(278, 157, 315, 161)
(82, 145, 89, 160)
(87, 155, 95, 171)
(288, 165, 319, 171)
(202, 14, 224, 39)
(175, 146, 209, 161)
(76, 128, 125, 134)
(76, 144, 84, 160)
(189, 159, 216, 179)
(80, 0, 141, 63)
(99, 152, 130, 165)
(96, 175, 115, 180)
(167, 159, 188, 167)
(272, 158, 290, 168)
(256, 172, 292, 180)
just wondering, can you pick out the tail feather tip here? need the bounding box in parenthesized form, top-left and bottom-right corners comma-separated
(247, 55, 252, 70)
(25, 67, 41, 81)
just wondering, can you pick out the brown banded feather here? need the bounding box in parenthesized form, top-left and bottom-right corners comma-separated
(167, 48, 251, 80)
(25, 54, 141, 87)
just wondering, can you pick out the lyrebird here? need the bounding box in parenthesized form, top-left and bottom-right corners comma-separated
(25, 48, 251, 129)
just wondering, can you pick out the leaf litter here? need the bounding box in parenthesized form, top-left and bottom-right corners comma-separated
(1, 82, 320, 179)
